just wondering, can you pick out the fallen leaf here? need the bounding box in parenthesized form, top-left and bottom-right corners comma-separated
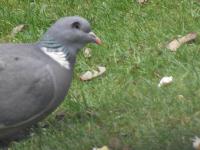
(11, 24, 27, 37)
(137, 0, 148, 4)
(122, 145, 132, 150)
(80, 66, 106, 81)
(193, 136, 200, 150)
(158, 76, 173, 87)
(83, 48, 92, 58)
(93, 146, 110, 150)
(39, 122, 49, 129)
(166, 32, 197, 52)
(55, 111, 66, 121)
(177, 95, 184, 100)
(109, 137, 122, 150)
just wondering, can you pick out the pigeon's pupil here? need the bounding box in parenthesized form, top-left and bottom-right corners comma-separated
(72, 21, 81, 30)
(75, 25, 80, 29)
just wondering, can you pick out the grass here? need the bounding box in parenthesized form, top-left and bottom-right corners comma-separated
(0, 0, 200, 149)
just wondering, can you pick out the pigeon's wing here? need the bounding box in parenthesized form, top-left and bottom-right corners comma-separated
(0, 46, 59, 129)
(0, 52, 56, 127)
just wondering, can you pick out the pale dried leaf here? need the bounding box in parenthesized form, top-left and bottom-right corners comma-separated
(137, 0, 148, 4)
(166, 32, 197, 52)
(11, 24, 27, 36)
(93, 146, 110, 150)
(193, 136, 200, 150)
(166, 39, 181, 52)
(80, 66, 106, 81)
(158, 76, 173, 87)
(80, 71, 93, 80)
(179, 32, 197, 43)
(177, 95, 184, 100)
(97, 66, 106, 75)
(83, 48, 92, 58)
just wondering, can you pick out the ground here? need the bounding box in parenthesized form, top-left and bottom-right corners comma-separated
(0, 0, 200, 150)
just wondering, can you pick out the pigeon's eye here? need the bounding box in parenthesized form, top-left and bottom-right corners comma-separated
(72, 21, 80, 29)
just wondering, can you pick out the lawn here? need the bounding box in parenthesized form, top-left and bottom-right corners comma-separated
(0, 0, 200, 149)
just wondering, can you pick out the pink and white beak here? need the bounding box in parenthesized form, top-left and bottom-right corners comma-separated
(89, 32, 102, 45)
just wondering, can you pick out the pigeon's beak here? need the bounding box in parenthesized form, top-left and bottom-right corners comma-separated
(89, 32, 102, 45)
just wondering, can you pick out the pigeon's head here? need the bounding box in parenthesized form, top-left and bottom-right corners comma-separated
(44, 16, 101, 51)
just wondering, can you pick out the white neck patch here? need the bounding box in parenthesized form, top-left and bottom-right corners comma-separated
(41, 47, 70, 70)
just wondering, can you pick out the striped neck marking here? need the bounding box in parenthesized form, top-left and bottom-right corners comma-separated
(41, 47, 70, 70)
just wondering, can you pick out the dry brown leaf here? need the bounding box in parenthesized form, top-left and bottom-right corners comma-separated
(93, 146, 110, 150)
(137, 0, 148, 4)
(193, 136, 200, 150)
(166, 32, 197, 52)
(80, 66, 106, 81)
(55, 111, 66, 121)
(109, 137, 122, 150)
(11, 24, 27, 37)
(83, 48, 92, 58)
(122, 145, 132, 150)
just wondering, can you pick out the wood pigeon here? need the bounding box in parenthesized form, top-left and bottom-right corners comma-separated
(0, 16, 101, 140)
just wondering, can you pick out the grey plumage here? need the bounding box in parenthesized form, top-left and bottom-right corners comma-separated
(0, 16, 101, 140)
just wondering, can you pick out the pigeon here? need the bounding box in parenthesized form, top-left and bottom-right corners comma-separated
(0, 16, 101, 140)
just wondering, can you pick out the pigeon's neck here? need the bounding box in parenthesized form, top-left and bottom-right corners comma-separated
(38, 36, 76, 70)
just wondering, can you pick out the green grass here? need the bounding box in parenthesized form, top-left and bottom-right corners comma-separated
(1, 0, 200, 149)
